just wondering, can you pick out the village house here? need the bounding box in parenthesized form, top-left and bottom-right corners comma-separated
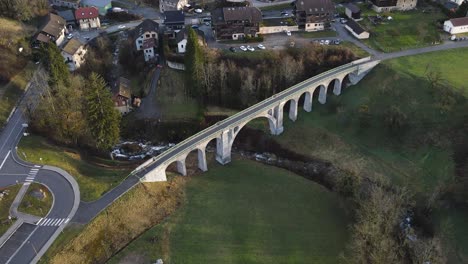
(259, 18, 299, 34)
(75, 7, 101, 31)
(50, 0, 81, 9)
(294, 0, 335, 32)
(345, 3, 362, 21)
(132, 19, 160, 62)
(57, 10, 76, 31)
(164, 10, 185, 34)
(112, 77, 132, 114)
(61, 38, 87, 71)
(176, 27, 205, 53)
(370, 0, 417, 12)
(81, 0, 112, 15)
(35, 13, 67, 46)
(211, 7, 262, 40)
(444, 17, 468, 34)
(160, 0, 188, 13)
(345, 19, 369, 39)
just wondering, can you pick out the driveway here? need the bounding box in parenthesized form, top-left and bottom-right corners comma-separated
(133, 68, 162, 120)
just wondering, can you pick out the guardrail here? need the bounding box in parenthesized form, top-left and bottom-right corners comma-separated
(133, 57, 372, 174)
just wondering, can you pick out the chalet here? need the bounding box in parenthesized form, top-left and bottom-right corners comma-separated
(345, 19, 369, 39)
(211, 7, 262, 40)
(57, 10, 76, 30)
(345, 3, 361, 21)
(164, 10, 185, 31)
(176, 27, 205, 53)
(75, 7, 101, 31)
(61, 38, 87, 71)
(132, 19, 160, 62)
(370, 0, 417, 12)
(35, 13, 67, 46)
(112, 77, 132, 114)
(50, 0, 81, 9)
(294, 0, 335, 32)
(444, 17, 468, 34)
(160, 0, 188, 13)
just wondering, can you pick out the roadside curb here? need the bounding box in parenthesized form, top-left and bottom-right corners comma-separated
(30, 165, 81, 264)
(0, 219, 24, 248)
(9, 183, 31, 220)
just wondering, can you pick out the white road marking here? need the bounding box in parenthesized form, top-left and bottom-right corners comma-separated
(0, 150, 11, 171)
(34, 165, 41, 168)
(36, 218, 44, 225)
(24, 182, 30, 186)
(42, 219, 52, 226)
(64, 218, 70, 224)
(57, 219, 65, 226)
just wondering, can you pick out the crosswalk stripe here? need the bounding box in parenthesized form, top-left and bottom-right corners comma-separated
(53, 219, 61, 226)
(25, 179, 33, 182)
(48, 219, 58, 226)
(34, 165, 41, 168)
(43, 219, 52, 226)
(37, 218, 44, 225)
(64, 218, 70, 224)
(24, 182, 30, 186)
(31, 168, 39, 171)
(57, 219, 66, 226)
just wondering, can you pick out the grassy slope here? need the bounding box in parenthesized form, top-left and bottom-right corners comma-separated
(270, 47, 468, 262)
(0, 185, 21, 236)
(360, 8, 446, 52)
(18, 183, 52, 217)
(17, 135, 132, 202)
(157, 69, 199, 120)
(110, 159, 350, 264)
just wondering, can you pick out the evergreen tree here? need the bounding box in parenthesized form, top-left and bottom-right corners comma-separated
(42, 44, 70, 87)
(455, 1, 468, 18)
(85, 73, 121, 151)
(184, 27, 205, 101)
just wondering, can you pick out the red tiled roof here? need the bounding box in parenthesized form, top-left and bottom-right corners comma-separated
(449, 17, 468, 27)
(75, 7, 99, 20)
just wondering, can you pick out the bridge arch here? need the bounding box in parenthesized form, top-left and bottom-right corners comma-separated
(298, 90, 312, 112)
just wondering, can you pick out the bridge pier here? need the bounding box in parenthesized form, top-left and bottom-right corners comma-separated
(176, 160, 186, 176)
(289, 99, 298, 121)
(304, 92, 312, 112)
(273, 104, 284, 135)
(198, 148, 208, 171)
(333, 79, 342, 95)
(216, 130, 232, 165)
(318, 85, 327, 104)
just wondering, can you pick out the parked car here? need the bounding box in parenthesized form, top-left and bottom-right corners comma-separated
(286, 30, 292, 36)
(204, 21, 210, 26)
(333, 39, 341, 45)
(118, 25, 126, 29)
(194, 8, 203, 14)
(84, 36, 90, 41)
(67, 33, 73, 39)
(239, 46, 247, 51)
(191, 25, 199, 29)
(319, 39, 325, 45)
(281, 12, 289, 16)
(257, 44, 266, 50)
(340, 18, 347, 24)
(324, 39, 330, 45)
(229, 47, 236, 52)
(247, 45, 255, 52)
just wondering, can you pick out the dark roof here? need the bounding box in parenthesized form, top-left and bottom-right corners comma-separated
(42, 13, 66, 38)
(345, 19, 366, 35)
(142, 38, 156, 49)
(295, 0, 335, 14)
(75, 7, 99, 20)
(62, 38, 84, 54)
(449, 17, 468, 27)
(134, 19, 159, 37)
(36, 33, 50, 43)
(175, 27, 205, 43)
(117, 77, 131, 98)
(212, 7, 262, 24)
(345, 3, 360, 13)
(164, 10, 185, 24)
(57, 10, 75, 22)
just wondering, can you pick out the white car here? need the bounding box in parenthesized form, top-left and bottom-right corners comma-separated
(118, 25, 126, 29)
(324, 39, 330, 45)
(286, 30, 291, 36)
(247, 45, 255, 52)
(239, 46, 247, 51)
(257, 44, 266, 50)
(66, 33, 73, 39)
(194, 8, 203, 14)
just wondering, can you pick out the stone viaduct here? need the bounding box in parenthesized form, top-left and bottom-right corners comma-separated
(134, 57, 380, 182)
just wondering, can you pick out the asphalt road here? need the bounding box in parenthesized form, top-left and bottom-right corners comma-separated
(0, 75, 78, 264)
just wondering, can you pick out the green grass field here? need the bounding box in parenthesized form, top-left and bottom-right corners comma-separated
(17, 135, 133, 202)
(360, 8, 446, 52)
(157, 69, 199, 121)
(18, 183, 52, 217)
(0, 184, 21, 236)
(267, 47, 468, 262)
(110, 159, 351, 264)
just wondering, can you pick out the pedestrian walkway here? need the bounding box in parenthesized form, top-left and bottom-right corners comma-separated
(36, 218, 69, 227)
(24, 166, 40, 185)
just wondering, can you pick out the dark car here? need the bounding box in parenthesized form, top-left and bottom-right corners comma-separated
(229, 47, 236, 52)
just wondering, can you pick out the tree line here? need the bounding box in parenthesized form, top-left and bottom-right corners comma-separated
(184, 28, 358, 110)
(0, 0, 48, 21)
(29, 44, 120, 152)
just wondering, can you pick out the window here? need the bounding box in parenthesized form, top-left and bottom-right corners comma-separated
(138, 40, 142, 44)
(181, 44, 184, 48)
(139, 45, 142, 49)
(152, 33, 156, 38)
(146, 34, 150, 38)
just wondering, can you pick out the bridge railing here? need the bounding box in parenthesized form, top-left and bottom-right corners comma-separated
(133, 57, 372, 174)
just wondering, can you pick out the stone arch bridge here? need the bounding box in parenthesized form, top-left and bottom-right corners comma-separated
(134, 57, 380, 182)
